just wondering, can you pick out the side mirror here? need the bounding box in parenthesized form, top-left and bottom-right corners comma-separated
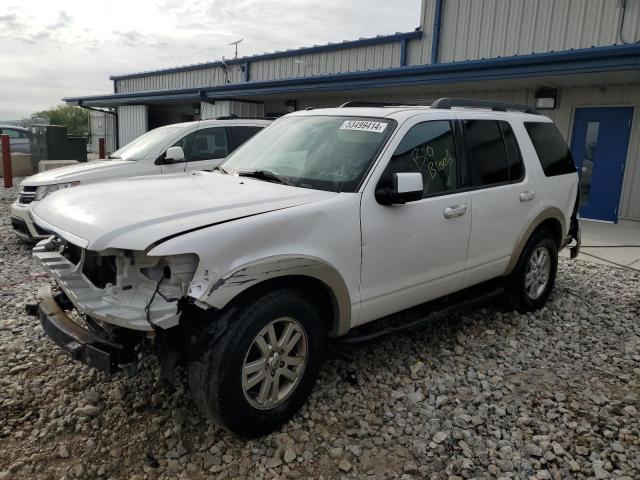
(375, 172, 423, 205)
(158, 146, 185, 165)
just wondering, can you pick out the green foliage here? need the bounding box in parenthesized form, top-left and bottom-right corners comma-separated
(31, 105, 89, 135)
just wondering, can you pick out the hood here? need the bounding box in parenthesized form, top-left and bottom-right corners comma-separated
(22, 160, 132, 186)
(32, 171, 336, 251)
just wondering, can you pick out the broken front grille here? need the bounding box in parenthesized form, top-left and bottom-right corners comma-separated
(61, 243, 117, 289)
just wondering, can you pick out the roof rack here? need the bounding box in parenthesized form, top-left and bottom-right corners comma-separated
(339, 101, 420, 108)
(214, 114, 276, 120)
(430, 98, 540, 115)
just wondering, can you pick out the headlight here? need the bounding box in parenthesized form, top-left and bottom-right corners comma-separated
(34, 182, 80, 201)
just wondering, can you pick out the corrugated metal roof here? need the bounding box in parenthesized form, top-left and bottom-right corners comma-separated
(109, 30, 422, 81)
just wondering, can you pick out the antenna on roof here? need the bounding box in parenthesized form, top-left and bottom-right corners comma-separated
(229, 38, 244, 59)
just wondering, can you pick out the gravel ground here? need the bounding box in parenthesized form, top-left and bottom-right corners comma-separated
(1, 181, 639, 480)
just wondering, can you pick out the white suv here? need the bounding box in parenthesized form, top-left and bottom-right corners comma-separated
(30, 99, 580, 437)
(10, 118, 270, 242)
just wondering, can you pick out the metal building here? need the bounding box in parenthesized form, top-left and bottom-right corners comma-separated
(65, 0, 640, 223)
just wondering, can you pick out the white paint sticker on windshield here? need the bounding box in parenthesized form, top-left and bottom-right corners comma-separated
(339, 120, 388, 133)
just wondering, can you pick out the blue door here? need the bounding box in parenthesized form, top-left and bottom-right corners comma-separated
(570, 107, 633, 222)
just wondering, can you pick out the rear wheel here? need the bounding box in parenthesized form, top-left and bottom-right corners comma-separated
(507, 230, 558, 312)
(188, 289, 326, 437)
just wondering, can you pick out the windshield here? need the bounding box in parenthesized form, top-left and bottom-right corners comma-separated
(109, 125, 187, 161)
(221, 116, 394, 192)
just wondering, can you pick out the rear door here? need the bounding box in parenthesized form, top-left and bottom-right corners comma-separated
(462, 118, 533, 285)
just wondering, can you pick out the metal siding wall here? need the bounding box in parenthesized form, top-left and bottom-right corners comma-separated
(88, 111, 116, 155)
(439, 0, 640, 62)
(116, 65, 243, 93)
(200, 102, 216, 120)
(117, 105, 148, 146)
(407, 0, 436, 65)
(248, 43, 402, 81)
(202, 101, 265, 118)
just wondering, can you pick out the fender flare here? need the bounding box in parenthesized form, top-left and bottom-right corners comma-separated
(194, 255, 352, 336)
(504, 207, 566, 276)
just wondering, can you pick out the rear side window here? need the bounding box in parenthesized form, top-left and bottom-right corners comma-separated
(524, 122, 576, 176)
(463, 120, 508, 186)
(229, 126, 263, 152)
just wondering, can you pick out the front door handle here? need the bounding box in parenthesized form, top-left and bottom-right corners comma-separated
(444, 204, 467, 219)
(520, 190, 535, 202)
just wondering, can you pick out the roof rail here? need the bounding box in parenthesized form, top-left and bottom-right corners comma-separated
(430, 98, 540, 115)
(214, 114, 276, 120)
(339, 101, 419, 108)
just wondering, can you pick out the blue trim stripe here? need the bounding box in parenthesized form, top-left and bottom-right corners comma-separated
(109, 31, 423, 81)
(66, 44, 640, 106)
(431, 0, 443, 64)
(399, 38, 408, 67)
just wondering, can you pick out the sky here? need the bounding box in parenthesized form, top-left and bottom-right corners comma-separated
(0, 0, 422, 120)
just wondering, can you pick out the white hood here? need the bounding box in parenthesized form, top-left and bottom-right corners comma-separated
(32, 171, 336, 251)
(21, 160, 134, 186)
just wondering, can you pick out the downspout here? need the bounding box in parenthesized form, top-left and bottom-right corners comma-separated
(430, 0, 444, 64)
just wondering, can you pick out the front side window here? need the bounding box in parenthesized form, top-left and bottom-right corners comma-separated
(221, 116, 394, 193)
(463, 120, 509, 187)
(170, 131, 195, 161)
(379, 120, 458, 197)
(190, 127, 228, 161)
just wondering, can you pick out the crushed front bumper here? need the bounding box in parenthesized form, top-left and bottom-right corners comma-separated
(33, 236, 183, 331)
(10, 201, 51, 243)
(35, 285, 127, 373)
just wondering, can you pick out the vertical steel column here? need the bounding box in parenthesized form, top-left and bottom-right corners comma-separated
(431, 0, 444, 64)
(98, 138, 106, 159)
(1, 134, 12, 188)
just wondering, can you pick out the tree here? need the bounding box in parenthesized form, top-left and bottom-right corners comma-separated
(31, 105, 89, 135)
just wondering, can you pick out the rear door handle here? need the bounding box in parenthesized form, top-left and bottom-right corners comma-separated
(443, 204, 467, 219)
(520, 190, 535, 202)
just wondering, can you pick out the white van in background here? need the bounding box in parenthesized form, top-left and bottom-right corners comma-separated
(10, 118, 271, 242)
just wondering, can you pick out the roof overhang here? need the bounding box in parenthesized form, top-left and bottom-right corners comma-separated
(64, 44, 640, 108)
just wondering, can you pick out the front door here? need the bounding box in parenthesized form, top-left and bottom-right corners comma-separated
(571, 107, 633, 222)
(359, 119, 471, 326)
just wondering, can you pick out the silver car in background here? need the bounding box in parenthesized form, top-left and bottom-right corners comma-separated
(0, 125, 31, 154)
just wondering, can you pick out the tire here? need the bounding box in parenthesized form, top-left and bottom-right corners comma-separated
(188, 289, 326, 438)
(507, 229, 558, 313)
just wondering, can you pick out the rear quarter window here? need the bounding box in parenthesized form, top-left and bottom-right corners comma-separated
(524, 122, 576, 176)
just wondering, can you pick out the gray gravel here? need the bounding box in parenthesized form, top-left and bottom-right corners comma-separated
(1, 181, 639, 479)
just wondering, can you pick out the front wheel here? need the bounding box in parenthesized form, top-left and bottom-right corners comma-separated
(507, 230, 558, 312)
(188, 289, 326, 437)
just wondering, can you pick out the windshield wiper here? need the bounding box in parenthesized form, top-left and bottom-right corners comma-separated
(213, 165, 229, 174)
(236, 169, 292, 185)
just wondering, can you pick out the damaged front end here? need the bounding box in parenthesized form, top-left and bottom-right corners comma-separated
(31, 235, 199, 373)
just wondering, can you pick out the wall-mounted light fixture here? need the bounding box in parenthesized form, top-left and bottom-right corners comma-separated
(535, 88, 558, 110)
